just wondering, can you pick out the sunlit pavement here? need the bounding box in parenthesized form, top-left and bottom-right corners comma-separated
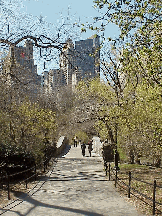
(0, 137, 145, 216)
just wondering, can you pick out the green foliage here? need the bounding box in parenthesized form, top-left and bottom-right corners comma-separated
(74, 131, 89, 143)
(77, 76, 162, 165)
(77, 78, 118, 145)
(0, 100, 57, 164)
(119, 163, 148, 170)
(94, 0, 162, 85)
(90, 0, 162, 166)
(120, 83, 162, 158)
(117, 146, 128, 163)
(81, 28, 86, 32)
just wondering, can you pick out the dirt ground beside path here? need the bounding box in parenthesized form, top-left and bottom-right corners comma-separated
(0, 140, 145, 216)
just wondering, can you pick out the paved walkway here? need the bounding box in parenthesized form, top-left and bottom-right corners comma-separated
(0, 137, 145, 216)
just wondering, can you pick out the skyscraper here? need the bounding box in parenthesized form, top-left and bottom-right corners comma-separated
(2, 40, 41, 99)
(59, 35, 100, 89)
(42, 35, 100, 93)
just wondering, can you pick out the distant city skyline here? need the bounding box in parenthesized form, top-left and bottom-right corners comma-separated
(42, 35, 100, 93)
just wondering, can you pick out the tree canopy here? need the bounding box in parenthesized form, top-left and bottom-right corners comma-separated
(74, 0, 162, 166)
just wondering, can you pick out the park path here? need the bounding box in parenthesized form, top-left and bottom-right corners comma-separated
(0, 137, 145, 216)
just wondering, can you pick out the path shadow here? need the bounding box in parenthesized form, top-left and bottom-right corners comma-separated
(30, 169, 106, 182)
(0, 190, 104, 216)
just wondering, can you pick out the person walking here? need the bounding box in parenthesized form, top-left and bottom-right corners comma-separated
(73, 136, 77, 147)
(88, 140, 93, 157)
(73, 137, 76, 147)
(75, 136, 78, 147)
(73, 136, 78, 147)
(81, 143, 86, 156)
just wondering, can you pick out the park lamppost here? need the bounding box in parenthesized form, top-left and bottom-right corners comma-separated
(114, 149, 120, 170)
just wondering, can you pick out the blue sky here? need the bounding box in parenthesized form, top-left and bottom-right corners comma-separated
(21, 0, 120, 39)
(19, 0, 120, 74)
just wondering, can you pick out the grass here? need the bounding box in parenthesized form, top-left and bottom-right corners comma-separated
(112, 163, 162, 216)
(119, 163, 149, 170)
(117, 147, 128, 163)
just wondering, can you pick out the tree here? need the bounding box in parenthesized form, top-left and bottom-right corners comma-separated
(76, 78, 117, 144)
(119, 82, 162, 165)
(0, 99, 57, 165)
(93, 0, 162, 85)
(0, 0, 84, 164)
(74, 131, 89, 144)
(0, 0, 82, 70)
(89, 0, 162, 165)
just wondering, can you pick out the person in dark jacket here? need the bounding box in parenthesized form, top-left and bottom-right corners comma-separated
(81, 143, 86, 156)
(87, 140, 93, 157)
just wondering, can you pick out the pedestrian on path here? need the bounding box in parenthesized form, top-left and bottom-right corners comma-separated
(87, 140, 93, 157)
(73, 136, 78, 147)
(81, 143, 86, 156)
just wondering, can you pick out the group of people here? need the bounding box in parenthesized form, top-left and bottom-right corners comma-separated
(73, 137, 93, 157)
(81, 140, 93, 157)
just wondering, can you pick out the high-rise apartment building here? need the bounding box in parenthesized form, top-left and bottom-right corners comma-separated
(2, 40, 41, 99)
(43, 35, 100, 93)
(42, 69, 65, 94)
(74, 34, 100, 80)
(9, 40, 37, 74)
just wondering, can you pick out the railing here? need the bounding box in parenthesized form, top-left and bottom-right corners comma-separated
(0, 136, 69, 201)
(104, 163, 162, 215)
(0, 156, 53, 200)
(0, 156, 58, 216)
(0, 137, 69, 216)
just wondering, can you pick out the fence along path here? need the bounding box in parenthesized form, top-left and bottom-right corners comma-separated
(0, 136, 68, 202)
(0, 136, 68, 214)
(104, 162, 162, 215)
(0, 144, 56, 201)
(0, 137, 144, 216)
